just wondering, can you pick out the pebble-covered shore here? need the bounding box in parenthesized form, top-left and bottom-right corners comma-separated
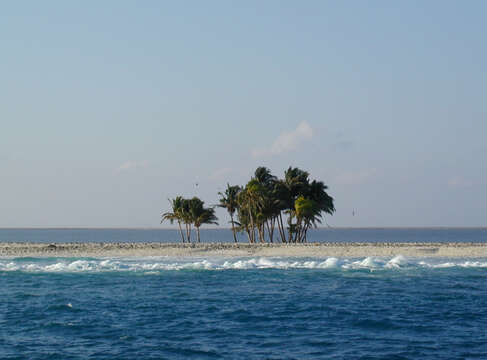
(1, 242, 486, 257)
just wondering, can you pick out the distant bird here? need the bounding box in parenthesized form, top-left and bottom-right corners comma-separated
(195, 183, 199, 187)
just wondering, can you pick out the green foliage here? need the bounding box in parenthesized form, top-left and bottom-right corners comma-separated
(232, 166, 335, 243)
(161, 196, 217, 243)
(217, 184, 242, 243)
(161, 166, 335, 244)
(217, 184, 241, 215)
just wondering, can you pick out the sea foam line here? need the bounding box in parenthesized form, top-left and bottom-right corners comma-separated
(1, 255, 487, 273)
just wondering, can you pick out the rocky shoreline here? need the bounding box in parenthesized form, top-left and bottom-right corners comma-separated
(1, 242, 486, 258)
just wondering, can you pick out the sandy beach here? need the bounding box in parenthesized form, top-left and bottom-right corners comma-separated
(1, 242, 486, 258)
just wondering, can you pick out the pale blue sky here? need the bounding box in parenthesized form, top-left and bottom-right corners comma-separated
(1, 1, 486, 227)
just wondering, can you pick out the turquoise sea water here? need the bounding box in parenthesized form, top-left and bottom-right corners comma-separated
(1, 229, 487, 359)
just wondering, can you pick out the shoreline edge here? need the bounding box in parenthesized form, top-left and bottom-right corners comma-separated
(1, 242, 487, 258)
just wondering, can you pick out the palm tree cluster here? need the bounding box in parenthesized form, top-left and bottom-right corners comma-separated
(218, 167, 335, 243)
(161, 196, 218, 243)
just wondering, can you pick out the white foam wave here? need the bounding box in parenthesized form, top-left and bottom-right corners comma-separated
(386, 255, 411, 268)
(1, 256, 487, 273)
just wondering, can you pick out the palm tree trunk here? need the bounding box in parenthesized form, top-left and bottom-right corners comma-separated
(177, 221, 185, 243)
(197, 227, 200, 243)
(230, 213, 237, 243)
(245, 227, 251, 243)
(288, 213, 294, 243)
(270, 218, 275, 243)
(265, 221, 273, 243)
(303, 224, 309, 242)
(259, 225, 265, 243)
(295, 221, 302, 243)
(186, 223, 191, 243)
(276, 218, 283, 243)
(303, 224, 310, 242)
(278, 213, 286, 243)
(248, 204, 255, 243)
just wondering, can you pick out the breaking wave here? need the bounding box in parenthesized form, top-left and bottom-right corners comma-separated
(1, 255, 487, 273)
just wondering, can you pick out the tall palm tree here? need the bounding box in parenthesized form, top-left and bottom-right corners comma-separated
(253, 167, 277, 242)
(161, 196, 186, 243)
(186, 197, 204, 243)
(272, 180, 290, 243)
(294, 196, 319, 242)
(293, 180, 335, 242)
(181, 198, 193, 243)
(237, 188, 253, 243)
(213, 166, 335, 244)
(218, 184, 241, 243)
(243, 179, 266, 243)
(283, 167, 310, 242)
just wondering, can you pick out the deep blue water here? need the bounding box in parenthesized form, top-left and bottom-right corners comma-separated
(1, 227, 486, 243)
(1, 229, 487, 359)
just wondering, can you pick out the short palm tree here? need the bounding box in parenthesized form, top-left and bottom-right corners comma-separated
(294, 196, 319, 242)
(188, 197, 218, 243)
(194, 207, 219, 243)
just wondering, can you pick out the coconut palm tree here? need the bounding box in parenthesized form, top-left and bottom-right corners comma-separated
(218, 184, 241, 243)
(187, 197, 219, 243)
(272, 179, 291, 243)
(242, 179, 267, 243)
(284, 167, 310, 200)
(187, 197, 203, 243)
(294, 196, 319, 242)
(213, 166, 335, 243)
(254, 167, 276, 188)
(237, 187, 254, 243)
(194, 207, 218, 243)
(253, 167, 278, 242)
(306, 180, 335, 216)
(161, 196, 186, 243)
(283, 167, 310, 242)
(181, 198, 194, 243)
(293, 180, 335, 242)
(234, 200, 252, 243)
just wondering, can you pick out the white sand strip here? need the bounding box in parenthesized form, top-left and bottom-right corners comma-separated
(1, 242, 487, 258)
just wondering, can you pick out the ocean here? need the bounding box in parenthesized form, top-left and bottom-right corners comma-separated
(1, 227, 486, 244)
(1, 228, 487, 359)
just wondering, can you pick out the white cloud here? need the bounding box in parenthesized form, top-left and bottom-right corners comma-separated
(116, 160, 149, 172)
(252, 121, 313, 157)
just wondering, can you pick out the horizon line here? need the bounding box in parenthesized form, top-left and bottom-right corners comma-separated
(0, 226, 486, 230)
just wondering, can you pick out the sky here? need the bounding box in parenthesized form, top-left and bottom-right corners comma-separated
(1, 1, 486, 228)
